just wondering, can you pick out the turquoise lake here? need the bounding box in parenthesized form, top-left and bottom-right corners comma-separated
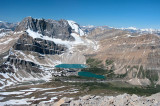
(78, 71, 106, 79)
(55, 64, 88, 69)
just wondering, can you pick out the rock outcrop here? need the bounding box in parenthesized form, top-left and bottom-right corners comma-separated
(15, 17, 75, 41)
(34, 93, 160, 106)
(13, 32, 67, 55)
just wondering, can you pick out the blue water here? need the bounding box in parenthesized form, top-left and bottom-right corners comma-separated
(55, 64, 88, 69)
(78, 71, 106, 79)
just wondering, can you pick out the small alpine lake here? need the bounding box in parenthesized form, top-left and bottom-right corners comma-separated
(78, 71, 106, 79)
(55, 64, 88, 69)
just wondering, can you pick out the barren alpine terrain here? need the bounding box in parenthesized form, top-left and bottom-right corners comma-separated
(0, 16, 160, 105)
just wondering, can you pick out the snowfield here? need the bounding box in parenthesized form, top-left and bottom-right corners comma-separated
(27, 29, 84, 48)
(0, 32, 6, 38)
(67, 20, 84, 36)
(0, 85, 79, 105)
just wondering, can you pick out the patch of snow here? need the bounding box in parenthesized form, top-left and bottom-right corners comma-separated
(0, 99, 30, 105)
(13, 31, 23, 34)
(40, 96, 57, 103)
(0, 33, 6, 38)
(82, 25, 95, 28)
(44, 91, 64, 94)
(0, 73, 10, 79)
(12, 74, 21, 82)
(44, 89, 78, 95)
(27, 29, 84, 48)
(0, 38, 13, 44)
(0, 96, 48, 105)
(140, 28, 156, 34)
(119, 27, 137, 30)
(0, 97, 5, 100)
(127, 27, 137, 30)
(20, 86, 65, 92)
(24, 92, 33, 95)
(0, 80, 4, 85)
(20, 88, 42, 92)
(126, 34, 141, 37)
(39, 86, 65, 91)
(65, 91, 79, 94)
(0, 83, 5, 90)
(71, 33, 83, 44)
(140, 28, 155, 32)
(30, 96, 47, 101)
(3, 55, 9, 59)
(67, 20, 84, 36)
(27, 29, 71, 48)
(84, 38, 99, 51)
(0, 91, 25, 95)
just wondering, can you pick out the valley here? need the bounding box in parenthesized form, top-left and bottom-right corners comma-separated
(0, 17, 160, 105)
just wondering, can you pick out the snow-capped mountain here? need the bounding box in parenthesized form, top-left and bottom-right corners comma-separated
(0, 17, 95, 89)
(0, 21, 17, 38)
(81, 25, 112, 34)
(0, 21, 17, 31)
(67, 20, 84, 36)
(118, 27, 160, 34)
(82, 25, 160, 35)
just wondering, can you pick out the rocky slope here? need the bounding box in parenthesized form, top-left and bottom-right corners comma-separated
(34, 93, 160, 106)
(15, 17, 75, 41)
(83, 26, 160, 85)
(0, 17, 95, 89)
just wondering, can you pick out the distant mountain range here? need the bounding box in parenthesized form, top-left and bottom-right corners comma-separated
(1, 20, 160, 35)
(0, 21, 17, 31)
(81, 25, 160, 35)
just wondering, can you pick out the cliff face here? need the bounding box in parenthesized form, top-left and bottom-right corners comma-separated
(13, 33, 67, 55)
(15, 17, 74, 41)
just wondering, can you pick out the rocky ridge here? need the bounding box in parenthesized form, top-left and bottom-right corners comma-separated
(34, 93, 160, 106)
(15, 17, 74, 41)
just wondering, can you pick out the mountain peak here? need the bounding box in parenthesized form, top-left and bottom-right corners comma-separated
(15, 17, 84, 41)
(67, 20, 84, 36)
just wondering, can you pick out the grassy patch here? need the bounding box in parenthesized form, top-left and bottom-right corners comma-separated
(105, 59, 114, 66)
(146, 70, 159, 86)
(84, 58, 117, 79)
(72, 82, 160, 96)
(137, 65, 145, 79)
(65, 75, 98, 80)
(86, 58, 103, 68)
(117, 72, 128, 78)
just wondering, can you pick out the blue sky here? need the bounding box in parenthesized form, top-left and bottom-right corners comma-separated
(0, 0, 160, 29)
